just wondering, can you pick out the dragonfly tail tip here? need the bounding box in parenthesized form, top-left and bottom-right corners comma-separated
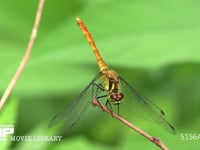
(76, 17, 81, 22)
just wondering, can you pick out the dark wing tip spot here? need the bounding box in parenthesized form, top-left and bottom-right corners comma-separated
(68, 122, 76, 128)
(169, 124, 176, 135)
(160, 110, 165, 116)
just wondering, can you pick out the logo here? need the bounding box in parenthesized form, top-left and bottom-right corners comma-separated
(0, 124, 62, 142)
(0, 125, 14, 141)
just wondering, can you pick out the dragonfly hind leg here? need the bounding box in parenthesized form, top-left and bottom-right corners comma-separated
(92, 83, 107, 110)
(92, 83, 105, 97)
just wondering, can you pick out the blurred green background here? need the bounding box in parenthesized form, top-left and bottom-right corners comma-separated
(0, 0, 200, 149)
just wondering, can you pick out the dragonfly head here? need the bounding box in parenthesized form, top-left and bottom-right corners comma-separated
(110, 91, 124, 105)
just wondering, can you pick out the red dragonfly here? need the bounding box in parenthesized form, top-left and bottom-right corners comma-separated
(49, 17, 176, 135)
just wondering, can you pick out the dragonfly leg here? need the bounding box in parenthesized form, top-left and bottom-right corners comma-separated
(92, 82, 108, 109)
(92, 83, 105, 98)
(94, 94, 107, 110)
(117, 104, 120, 116)
(92, 83, 115, 115)
(106, 100, 114, 116)
(105, 101, 121, 116)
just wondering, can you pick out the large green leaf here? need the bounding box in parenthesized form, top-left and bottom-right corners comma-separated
(0, 98, 18, 149)
(0, 0, 200, 150)
(1, 0, 200, 94)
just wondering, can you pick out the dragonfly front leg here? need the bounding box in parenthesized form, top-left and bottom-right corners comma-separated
(106, 100, 121, 116)
(106, 100, 113, 115)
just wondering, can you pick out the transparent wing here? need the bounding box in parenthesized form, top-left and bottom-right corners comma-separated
(48, 73, 101, 129)
(119, 76, 176, 134)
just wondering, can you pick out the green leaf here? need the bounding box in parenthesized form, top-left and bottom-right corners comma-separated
(49, 136, 110, 150)
(0, 97, 18, 149)
(1, 1, 200, 150)
(1, 0, 200, 94)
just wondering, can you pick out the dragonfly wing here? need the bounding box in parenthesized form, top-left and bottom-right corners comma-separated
(119, 76, 176, 134)
(48, 73, 101, 129)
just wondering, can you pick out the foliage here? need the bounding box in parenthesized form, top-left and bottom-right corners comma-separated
(0, 0, 200, 149)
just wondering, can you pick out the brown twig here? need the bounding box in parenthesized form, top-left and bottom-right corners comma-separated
(0, 0, 45, 111)
(93, 99, 169, 150)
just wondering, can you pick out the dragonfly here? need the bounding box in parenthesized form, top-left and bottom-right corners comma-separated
(48, 17, 176, 135)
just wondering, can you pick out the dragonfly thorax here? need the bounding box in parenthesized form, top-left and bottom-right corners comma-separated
(100, 68, 124, 104)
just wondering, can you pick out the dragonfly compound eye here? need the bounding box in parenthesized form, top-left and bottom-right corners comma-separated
(110, 92, 124, 102)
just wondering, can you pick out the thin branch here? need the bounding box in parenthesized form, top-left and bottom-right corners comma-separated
(93, 99, 169, 150)
(0, 0, 45, 111)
